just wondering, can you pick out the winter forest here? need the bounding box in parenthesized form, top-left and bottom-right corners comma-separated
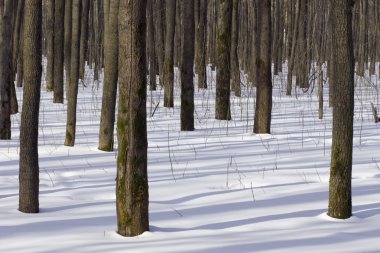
(1, 0, 380, 252)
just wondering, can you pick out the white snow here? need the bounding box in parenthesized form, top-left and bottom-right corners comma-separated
(1, 66, 380, 253)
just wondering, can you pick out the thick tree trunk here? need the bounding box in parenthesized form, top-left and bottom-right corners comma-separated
(254, 0, 272, 134)
(117, 0, 149, 237)
(215, 0, 232, 121)
(53, 0, 65, 103)
(0, 0, 14, 139)
(163, 0, 176, 108)
(328, 0, 355, 219)
(180, 0, 195, 130)
(64, 0, 81, 146)
(98, 0, 119, 151)
(19, 0, 42, 213)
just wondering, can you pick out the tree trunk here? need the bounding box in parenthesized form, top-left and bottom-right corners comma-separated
(196, 0, 207, 89)
(147, 0, 156, 91)
(230, 0, 240, 96)
(45, 0, 54, 91)
(153, 0, 165, 85)
(328, 0, 355, 219)
(163, 0, 176, 108)
(215, 0, 232, 121)
(79, 0, 90, 80)
(53, 0, 65, 103)
(98, 0, 119, 151)
(64, 0, 81, 146)
(19, 0, 42, 213)
(180, 0, 195, 130)
(0, 0, 14, 139)
(117, 0, 149, 237)
(254, 0, 272, 134)
(64, 0, 72, 94)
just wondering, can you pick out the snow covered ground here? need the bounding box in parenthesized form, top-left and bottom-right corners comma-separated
(1, 67, 380, 253)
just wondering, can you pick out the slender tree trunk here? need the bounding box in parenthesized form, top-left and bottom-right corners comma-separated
(254, 0, 272, 133)
(231, 0, 240, 96)
(328, 0, 355, 219)
(163, 0, 176, 108)
(64, 0, 81, 146)
(19, 0, 42, 213)
(196, 0, 207, 89)
(45, 0, 54, 91)
(64, 0, 72, 95)
(215, 0, 232, 121)
(180, 0, 195, 130)
(117, 0, 149, 237)
(0, 0, 14, 139)
(153, 0, 165, 85)
(79, 0, 90, 80)
(147, 0, 156, 91)
(98, 0, 119, 151)
(53, 0, 65, 103)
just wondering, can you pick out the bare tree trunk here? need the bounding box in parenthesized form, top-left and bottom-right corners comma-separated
(98, 0, 119, 151)
(64, 0, 72, 97)
(180, 0, 195, 130)
(19, 0, 42, 213)
(231, 0, 240, 96)
(53, 0, 65, 103)
(117, 0, 149, 237)
(64, 0, 81, 146)
(163, 0, 176, 107)
(45, 0, 54, 91)
(79, 0, 90, 80)
(254, 0, 272, 133)
(0, 0, 14, 139)
(215, 0, 232, 120)
(153, 0, 165, 85)
(147, 0, 157, 91)
(328, 0, 355, 220)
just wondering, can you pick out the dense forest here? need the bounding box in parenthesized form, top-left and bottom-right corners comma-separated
(1, 0, 380, 251)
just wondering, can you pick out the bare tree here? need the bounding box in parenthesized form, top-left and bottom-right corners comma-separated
(19, 0, 42, 213)
(117, 0, 149, 236)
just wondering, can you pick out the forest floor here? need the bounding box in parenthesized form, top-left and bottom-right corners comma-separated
(1, 65, 380, 253)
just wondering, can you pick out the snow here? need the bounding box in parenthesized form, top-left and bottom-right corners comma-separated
(1, 66, 380, 253)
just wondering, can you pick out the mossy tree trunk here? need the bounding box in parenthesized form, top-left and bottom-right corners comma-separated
(117, 0, 149, 237)
(98, 0, 119, 151)
(180, 0, 195, 131)
(53, 0, 65, 103)
(19, 0, 42, 213)
(0, 0, 14, 140)
(215, 0, 232, 121)
(254, 0, 272, 134)
(328, 0, 355, 220)
(163, 0, 176, 108)
(64, 0, 81, 146)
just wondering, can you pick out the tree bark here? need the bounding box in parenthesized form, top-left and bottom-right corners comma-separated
(328, 0, 355, 219)
(163, 0, 176, 107)
(180, 0, 195, 130)
(0, 0, 14, 139)
(19, 0, 42, 213)
(64, 0, 81, 146)
(117, 0, 149, 237)
(64, 0, 72, 94)
(45, 0, 54, 91)
(79, 0, 90, 80)
(215, 0, 232, 121)
(254, 0, 272, 134)
(98, 0, 119, 151)
(53, 0, 65, 103)
(230, 0, 240, 96)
